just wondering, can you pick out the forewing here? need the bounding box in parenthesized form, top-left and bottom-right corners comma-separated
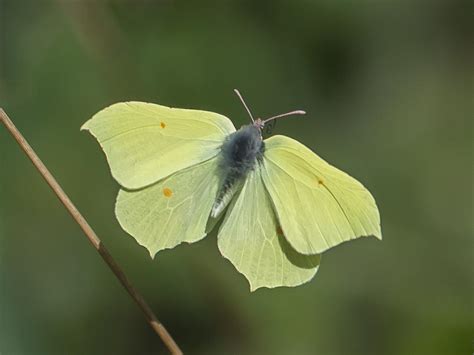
(217, 164, 320, 291)
(82, 101, 235, 189)
(115, 158, 220, 257)
(262, 135, 381, 255)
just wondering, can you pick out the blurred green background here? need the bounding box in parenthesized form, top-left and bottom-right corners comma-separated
(1, 0, 472, 354)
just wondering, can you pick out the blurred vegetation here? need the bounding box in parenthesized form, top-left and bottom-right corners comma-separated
(0, 0, 472, 354)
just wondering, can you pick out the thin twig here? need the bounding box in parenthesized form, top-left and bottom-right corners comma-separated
(0, 108, 183, 355)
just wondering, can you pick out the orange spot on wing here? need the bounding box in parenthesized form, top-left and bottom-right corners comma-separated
(317, 178, 325, 186)
(163, 187, 173, 197)
(276, 226, 284, 236)
(160, 122, 166, 128)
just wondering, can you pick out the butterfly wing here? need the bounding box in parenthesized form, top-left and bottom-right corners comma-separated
(217, 164, 320, 291)
(115, 158, 221, 257)
(261, 135, 381, 255)
(82, 101, 235, 189)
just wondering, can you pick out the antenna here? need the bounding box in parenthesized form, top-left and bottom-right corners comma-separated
(234, 89, 255, 123)
(263, 110, 306, 123)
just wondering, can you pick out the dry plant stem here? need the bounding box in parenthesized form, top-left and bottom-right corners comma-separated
(0, 108, 183, 355)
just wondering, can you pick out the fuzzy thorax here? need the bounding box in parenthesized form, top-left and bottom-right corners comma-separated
(211, 124, 264, 217)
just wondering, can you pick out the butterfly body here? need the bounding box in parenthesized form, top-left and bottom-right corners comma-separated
(212, 124, 264, 217)
(82, 100, 381, 290)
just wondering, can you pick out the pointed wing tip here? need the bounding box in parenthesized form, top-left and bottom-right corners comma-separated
(248, 281, 267, 292)
(250, 286, 264, 292)
(373, 225, 383, 240)
(148, 249, 157, 260)
(80, 102, 128, 132)
(142, 242, 161, 260)
(80, 121, 90, 131)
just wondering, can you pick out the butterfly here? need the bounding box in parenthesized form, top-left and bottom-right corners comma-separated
(81, 90, 381, 291)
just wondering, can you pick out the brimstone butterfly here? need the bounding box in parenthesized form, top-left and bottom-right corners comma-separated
(81, 90, 381, 291)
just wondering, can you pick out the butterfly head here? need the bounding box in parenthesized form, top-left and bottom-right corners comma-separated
(253, 118, 265, 130)
(234, 89, 306, 133)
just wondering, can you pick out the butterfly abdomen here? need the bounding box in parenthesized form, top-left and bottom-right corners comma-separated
(211, 125, 264, 217)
